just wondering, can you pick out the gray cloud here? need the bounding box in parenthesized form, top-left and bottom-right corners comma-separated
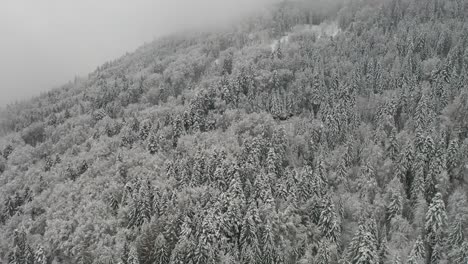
(0, 0, 272, 106)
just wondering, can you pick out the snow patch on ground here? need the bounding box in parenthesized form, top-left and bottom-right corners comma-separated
(270, 21, 341, 52)
(296, 21, 341, 39)
(270, 35, 290, 52)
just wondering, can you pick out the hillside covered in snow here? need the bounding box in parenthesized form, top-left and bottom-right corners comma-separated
(1, 0, 468, 263)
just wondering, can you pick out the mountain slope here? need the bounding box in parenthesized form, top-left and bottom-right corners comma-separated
(1, 0, 468, 263)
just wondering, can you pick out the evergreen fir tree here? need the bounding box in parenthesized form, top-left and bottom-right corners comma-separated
(78, 160, 88, 175)
(121, 240, 131, 264)
(4, 196, 16, 217)
(127, 245, 140, 264)
(255, 171, 274, 208)
(378, 232, 389, 264)
(3, 145, 13, 160)
(10, 228, 28, 264)
(386, 177, 403, 223)
(446, 190, 468, 251)
(172, 115, 183, 147)
(388, 127, 399, 161)
(318, 197, 341, 243)
(313, 158, 328, 197)
(153, 234, 170, 264)
(260, 220, 276, 264)
(34, 245, 47, 264)
(195, 208, 219, 264)
(240, 202, 260, 262)
(137, 222, 157, 264)
(337, 156, 348, 188)
(44, 156, 54, 172)
(447, 218, 464, 246)
(25, 245, 34, 264)
(407, 236, 425, 264)
(138, 181, 153, 225)
(345, 220, 379, 264)
(139, 120, 152, 141)
(148, 134, 158, 155)
(425, 193, 447, 241)
(430, 240, 443, 264)
(170, 234, 195, 264)
(425, 193, 447, 263)
(446, 139, 460, 182)
(131, 116, 140, 133)
(55, 154, 61, 165)
(8, 251, 17, 264)
(64, 108, 71, 119)
(315, 239, 334, 264)
(411, 153, 426, 200)
(75, 241, 93, 264)
(426, 145, 446, 201)
(266, 147, 277, 176)
(192, 149, 206, 186)
(222, 173, 245, 242)
(448, 241, 468, 264)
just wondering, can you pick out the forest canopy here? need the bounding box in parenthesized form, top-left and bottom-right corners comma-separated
(1, 0, 468, 263)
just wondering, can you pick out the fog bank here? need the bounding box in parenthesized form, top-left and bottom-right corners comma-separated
(0, 0, 272, 106)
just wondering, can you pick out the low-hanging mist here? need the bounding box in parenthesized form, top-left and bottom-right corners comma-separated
(0, 0, 274, 106)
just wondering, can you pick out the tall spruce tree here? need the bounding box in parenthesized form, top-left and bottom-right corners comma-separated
(345, 219, 379, 264)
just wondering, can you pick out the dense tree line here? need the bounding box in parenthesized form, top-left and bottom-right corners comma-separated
(0, 0, 468, 263)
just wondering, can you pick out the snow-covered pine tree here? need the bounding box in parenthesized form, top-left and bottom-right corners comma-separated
(407, 236, 425, 264)
(34, 245, 47, 264)
(425, 193, 447, 263)
(345, 219, 379, 264)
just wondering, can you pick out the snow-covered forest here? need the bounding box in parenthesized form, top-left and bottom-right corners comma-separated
(1, 0, 468, 263)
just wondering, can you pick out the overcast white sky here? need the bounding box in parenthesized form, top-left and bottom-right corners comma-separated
(0, 0, 272, 106)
